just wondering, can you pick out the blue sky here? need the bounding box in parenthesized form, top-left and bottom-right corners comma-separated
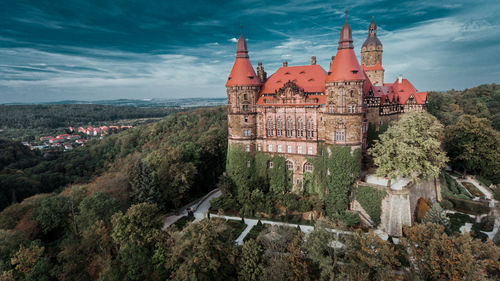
(0, 0, 499, 103)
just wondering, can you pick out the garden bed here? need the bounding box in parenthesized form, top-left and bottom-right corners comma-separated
(447, 213, 474, 234)
(448, 198, 490, 215)
(243, 222, 266, 242)
(226, 220, 247, 239)
(461, 182, 485, 198)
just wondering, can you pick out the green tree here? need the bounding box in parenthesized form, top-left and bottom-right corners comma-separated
(77, 192, 121, 230)
(422, 203, 450, 232)
(303, 218, 342, 281)
(369, 112, 448, 183)
(111, 203, 162, 248)
(166, 218, 237, 281)
(31, 195, 71, 236)
(127, 159, 163, 208)
(9, 242, 51, 281)
(239, 239, 265, 281)
(445, 115, 500, 181)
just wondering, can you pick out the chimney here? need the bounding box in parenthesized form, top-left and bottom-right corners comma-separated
(398, 74, 403, 84)
(330, 56, 335, 67)
(257, 62, 267, 83)
(283, 61, 288, 67)
(311, 56, 316, 65)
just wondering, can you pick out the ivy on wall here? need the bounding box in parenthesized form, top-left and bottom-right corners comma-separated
(355, 185, 387, 226)
(225, 144, 361, 219)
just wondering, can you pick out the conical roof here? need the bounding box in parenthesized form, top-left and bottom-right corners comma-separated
(226, 34, 261, 87)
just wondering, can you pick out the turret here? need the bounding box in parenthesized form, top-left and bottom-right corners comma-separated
(226, 31, 261, 152)
(361, 18, 384, 85)
(324, 11, 366, 148)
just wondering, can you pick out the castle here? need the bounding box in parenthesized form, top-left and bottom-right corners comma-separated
(226, 15, 428, 191)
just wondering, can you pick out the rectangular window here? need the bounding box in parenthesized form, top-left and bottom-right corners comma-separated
(287, 145, 292, 153)
(243, 105, 249, 111)
(244, 116, 248, 122)
(307, 146, 313, 155)
(257, 144, 262, 151)
(297, 146, 302, 154)
(268, 144, 272, 152)
(277, 145, 282, 153)
(336, 131, 345, 141)
(245, 144, 250, 152)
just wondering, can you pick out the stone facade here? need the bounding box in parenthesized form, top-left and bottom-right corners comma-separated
(226, 17, 428, 191)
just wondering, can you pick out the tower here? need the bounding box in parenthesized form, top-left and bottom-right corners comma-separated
(226, 32, 261, 152)
(361, 19, 384, 85)
(324, 12, 366, 149)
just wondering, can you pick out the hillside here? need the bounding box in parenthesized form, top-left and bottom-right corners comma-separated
(0, 106, 227, 211)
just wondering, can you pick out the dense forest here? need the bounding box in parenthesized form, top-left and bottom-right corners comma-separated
(0, 106, 227, 211)
(427, 83, 500, 183)
(0, 104, 182, 141)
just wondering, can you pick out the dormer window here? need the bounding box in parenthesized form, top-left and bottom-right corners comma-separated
(308, 78, 314, 82)
(352, 70, 358, 74)
(299, 71, 305, 74)
(248, 76, 254, 79)
(285, 72, 290, 75)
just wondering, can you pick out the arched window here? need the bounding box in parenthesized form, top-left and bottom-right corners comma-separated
(304, 162, 313, 172)
(267, 118, 273, 136)
(306, 118, 314, 139)
(286, 118, 293, 137)
(276, 117, 283, 137)
(286, 160, 293, 171)
(296, 118, 304, 137)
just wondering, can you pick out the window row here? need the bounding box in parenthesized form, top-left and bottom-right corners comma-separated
(327, 104, 357, 113)
(266, 160, 313, 173)
(258, 143, 314, 155)
(266, 117, 315, 138)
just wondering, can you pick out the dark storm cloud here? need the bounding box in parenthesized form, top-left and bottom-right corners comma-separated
(0, 0, 499, 102)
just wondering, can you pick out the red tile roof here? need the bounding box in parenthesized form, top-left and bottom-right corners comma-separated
(326, 49, 365, 82)
(226, 34, 261, 87)
(362, 62, 384, 71)
(260, 65, 326, 94)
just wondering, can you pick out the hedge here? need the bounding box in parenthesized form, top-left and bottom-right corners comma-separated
(448, 197, 490, 215)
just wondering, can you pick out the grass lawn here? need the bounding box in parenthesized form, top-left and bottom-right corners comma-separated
(226, 220, 247, 239)
(462, 182, 485, 198)
(173, 215, 195, 230)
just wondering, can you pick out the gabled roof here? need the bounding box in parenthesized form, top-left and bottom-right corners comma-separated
(260, 65, 326, 94)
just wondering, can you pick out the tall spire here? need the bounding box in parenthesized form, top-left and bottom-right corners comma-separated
(369, 17, 377, 37)
(236, 26, 249, 58)
(338, 10, 354, 49)
(226, 27, 260, 87)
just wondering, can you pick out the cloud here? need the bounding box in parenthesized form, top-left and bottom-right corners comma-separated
(229, 38, 238, 43)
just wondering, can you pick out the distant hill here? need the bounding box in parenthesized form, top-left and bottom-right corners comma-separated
(2, 97, 227, 108)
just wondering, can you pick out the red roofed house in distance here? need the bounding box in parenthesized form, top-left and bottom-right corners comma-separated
(226, 13, 427, 190)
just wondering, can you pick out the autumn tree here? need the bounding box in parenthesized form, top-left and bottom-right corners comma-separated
(369, 112, 448, 183)
(239, 239, 265, 281)
(256, 225, 296, 281)
(445, 115, 500, 181)
(400, 222, 500, 280)
(341, 231, 400, 280)
(31, 195, 71, 237)
(287, 231, 309, 281)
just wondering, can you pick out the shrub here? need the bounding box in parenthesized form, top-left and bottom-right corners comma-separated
(448, 198, 490, 215)
(447, 213, 474, 234)
(440, 199, 453, 210)
(355, 186, 387, 226)
(338, 211, 360, 227)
